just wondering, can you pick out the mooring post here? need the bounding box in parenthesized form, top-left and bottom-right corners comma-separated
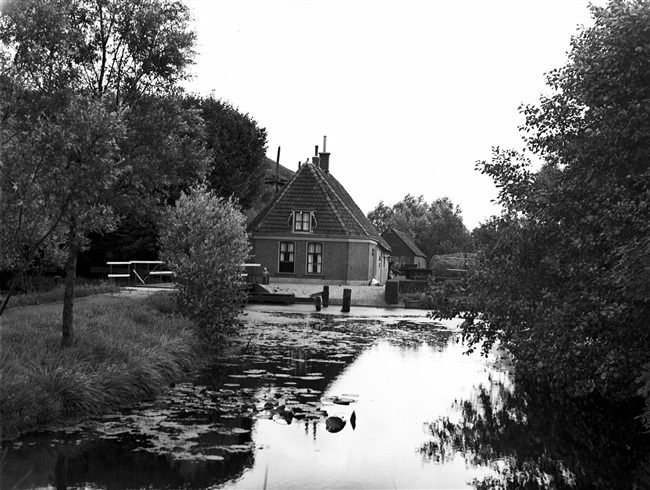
(314, 295, 322, 311)
(322, 286, 329, 307)
(342, 288, 351, 312)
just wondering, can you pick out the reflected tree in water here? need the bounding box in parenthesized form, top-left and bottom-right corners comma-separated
(421, 381, 650, 489)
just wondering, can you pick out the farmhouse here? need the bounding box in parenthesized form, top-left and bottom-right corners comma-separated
(247, 148, 391, 285)
(381, 227, 427, 269)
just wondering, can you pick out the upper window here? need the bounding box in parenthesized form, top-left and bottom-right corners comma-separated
(294, 211, 311, 232)
(292, 211, 316, 232)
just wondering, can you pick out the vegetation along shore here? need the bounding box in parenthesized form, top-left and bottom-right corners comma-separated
(0, 292, 200, 441)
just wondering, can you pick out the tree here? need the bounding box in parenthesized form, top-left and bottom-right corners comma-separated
(429, 0, 650, 410)
(82, 93, 267, 265)
(159, 186, 250, 345)
(368, 194, 472, 259)
(0, 0, 203, 346)
(185, 94, 268, 210)
(0, 88, 124, 320)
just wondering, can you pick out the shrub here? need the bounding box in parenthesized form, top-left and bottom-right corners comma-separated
(159, 185, 250, 346)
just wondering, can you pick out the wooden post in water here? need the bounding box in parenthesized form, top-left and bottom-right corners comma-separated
(322, 286, 329, 307)
(314, 295, 322, 311)
(342, 288, 351, 312)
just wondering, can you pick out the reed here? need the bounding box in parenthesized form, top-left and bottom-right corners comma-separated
(0, 292, 200, 440)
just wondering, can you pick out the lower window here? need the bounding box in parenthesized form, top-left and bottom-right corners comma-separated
(307, 242, 323, 274)
(279, 242, 295, 273)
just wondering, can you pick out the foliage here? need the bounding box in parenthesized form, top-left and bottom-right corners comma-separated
(0, 90, 126, 325)
(368, 194, 472, 259)
(0, 0, 204, 346)
(159, 186, 250, 346)
(1, 0, 195, 101)
(185, 94, 268, 210)
(429, 0, 650, 410)
(0, 293, 198, 440)
(82, 93, 267, 263)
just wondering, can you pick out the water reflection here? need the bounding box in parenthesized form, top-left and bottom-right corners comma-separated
(421, 380, 650, 489)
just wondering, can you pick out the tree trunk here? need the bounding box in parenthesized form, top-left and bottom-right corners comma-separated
(61, 225, 80, 348)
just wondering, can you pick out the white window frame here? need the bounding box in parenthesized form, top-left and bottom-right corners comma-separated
(306, 242, 323, 274)
(293, 211, 312, 232)
(279, 241, 295, 273)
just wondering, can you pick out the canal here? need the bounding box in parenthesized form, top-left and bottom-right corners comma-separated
(2, 305, 649, 489)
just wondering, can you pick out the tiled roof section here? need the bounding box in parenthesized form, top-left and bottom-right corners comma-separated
(382, 227, 426, 258)
(248, 163, 390, 250)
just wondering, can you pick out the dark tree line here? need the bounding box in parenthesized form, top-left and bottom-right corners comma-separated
(368, 194, 473, 260)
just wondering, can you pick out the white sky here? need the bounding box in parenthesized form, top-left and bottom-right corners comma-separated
(184, 0, 603, 230)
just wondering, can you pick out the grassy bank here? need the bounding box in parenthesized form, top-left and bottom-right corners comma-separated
(0, 292, 200, 440)
(4, 280, 121, 309)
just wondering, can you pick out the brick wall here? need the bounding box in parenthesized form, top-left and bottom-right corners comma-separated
(251, 237, 381, 285)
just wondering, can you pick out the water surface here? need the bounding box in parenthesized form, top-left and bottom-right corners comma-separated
(2, 305, 648, 489)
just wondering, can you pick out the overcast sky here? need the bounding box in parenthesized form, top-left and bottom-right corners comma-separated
(183, 0, 603, 229)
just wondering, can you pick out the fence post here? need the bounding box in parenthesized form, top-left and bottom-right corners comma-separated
(322, 286, 329, 307)
(342, 288, 351, 312)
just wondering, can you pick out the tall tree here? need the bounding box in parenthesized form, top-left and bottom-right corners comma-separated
(430, 0, 650, 412)
(185, 95, 268, 210)
(368, 194, 472, 259)
(0, 0, 203, 346)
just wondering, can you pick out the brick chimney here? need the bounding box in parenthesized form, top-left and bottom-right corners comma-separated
(319, 152, 330, 173)
(319, 136, 329, 173)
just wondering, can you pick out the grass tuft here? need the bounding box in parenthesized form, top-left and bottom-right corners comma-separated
(0, 292, 200, 440)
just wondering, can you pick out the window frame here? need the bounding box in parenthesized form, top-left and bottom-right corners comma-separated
(293, 211, 312, 232)
(278, 241, 296, 274)
(306, 242, 323, 275)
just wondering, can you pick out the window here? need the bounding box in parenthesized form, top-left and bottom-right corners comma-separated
(294, 211, 312, 232)
(307, 242, 323, 274)
(279, 242, 295, 273)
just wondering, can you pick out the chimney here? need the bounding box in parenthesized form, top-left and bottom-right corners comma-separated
(319, 135, 330, 173)
(312, 144, 320, 165)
